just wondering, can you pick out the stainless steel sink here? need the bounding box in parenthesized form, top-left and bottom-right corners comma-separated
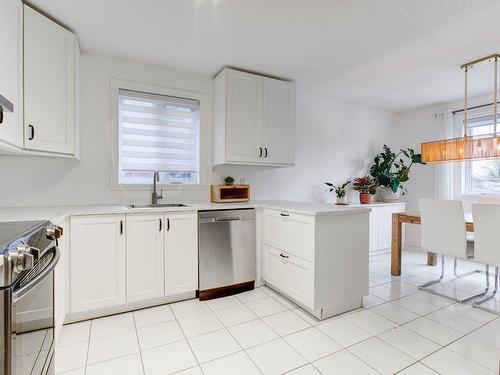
(128, 203, 188, 209)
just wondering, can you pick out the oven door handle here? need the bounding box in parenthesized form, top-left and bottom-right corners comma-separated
(12, 246, 60, 302)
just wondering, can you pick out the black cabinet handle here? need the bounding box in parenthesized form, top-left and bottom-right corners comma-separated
(28, 125, 35, 140)
(159, 218, 162, 231)
(120, 220, 123, 235)
(264, 148, 268, 158)
(166, 218, 170, 231)
(280, 213, 289, 217)
(280, 253, 289, 259)
(258, 147, 263, 157)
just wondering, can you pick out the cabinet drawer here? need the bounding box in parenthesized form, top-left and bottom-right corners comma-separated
(263, 209, 314, 261)
(262, 245, 314, 309)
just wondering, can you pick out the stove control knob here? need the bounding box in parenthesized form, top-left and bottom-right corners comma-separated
(10, 245, 36, 274)
(46, 225, 63, 239)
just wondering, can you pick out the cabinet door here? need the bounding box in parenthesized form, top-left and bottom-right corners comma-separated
(126, 213, 164, 302)
(226, 69, 263, 163)
(262, 78, 295, 164)
(0, 0, 23, 147)
(70, 215, 126, 313)
(165, 212, 198, 295)
(377, 207, 393, 251)
(262, 245, 314, 309)
(24, 5, 75, 154)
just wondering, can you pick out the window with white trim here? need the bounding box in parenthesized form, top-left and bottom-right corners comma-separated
(118, 89, 200, 185)
(462, 114, 500, 194)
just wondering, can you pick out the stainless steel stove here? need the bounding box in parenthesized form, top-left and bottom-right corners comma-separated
(0, 220, 61, 375)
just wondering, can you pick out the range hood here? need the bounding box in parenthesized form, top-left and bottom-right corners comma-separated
(0, 94, 14, 124)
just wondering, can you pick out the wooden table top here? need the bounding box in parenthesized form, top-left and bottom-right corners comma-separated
(394, 211, 474, 231)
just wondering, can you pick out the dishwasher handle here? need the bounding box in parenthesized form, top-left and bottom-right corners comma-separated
(199, 217, 245, 224)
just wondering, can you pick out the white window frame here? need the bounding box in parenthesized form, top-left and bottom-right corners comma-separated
(110, 78, 208, 190)
(453, 109, 500, 199)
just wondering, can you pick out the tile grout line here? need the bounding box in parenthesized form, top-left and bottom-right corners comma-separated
(171, 301, 205, 374)
(132, 312, 146, 375)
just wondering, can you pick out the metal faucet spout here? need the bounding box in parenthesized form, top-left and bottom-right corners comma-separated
(152, 171, 163, 204)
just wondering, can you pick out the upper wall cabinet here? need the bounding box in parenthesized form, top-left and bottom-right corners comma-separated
(213, 68, 295, 166)
(24, 5, 78, 156)
(0, 0, 23, 148)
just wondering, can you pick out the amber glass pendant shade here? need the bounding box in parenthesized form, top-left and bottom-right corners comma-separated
(421, 54, 500, 164)
(421, 134, 500, 163)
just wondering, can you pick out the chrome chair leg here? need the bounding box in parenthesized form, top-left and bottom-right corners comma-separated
(453, 257, 483, 278)
(473, 266, 500, 315)
(418, 254, 445, 289)
(418, 255, 489, 304)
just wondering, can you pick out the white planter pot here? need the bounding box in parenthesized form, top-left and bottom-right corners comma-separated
(379, 187, 401, 202)
(336, 196, 348, 205)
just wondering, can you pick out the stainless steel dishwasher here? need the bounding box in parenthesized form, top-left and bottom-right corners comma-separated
(198, 209, 256, 300)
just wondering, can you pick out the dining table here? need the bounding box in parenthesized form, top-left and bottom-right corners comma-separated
(391, 211, 474, 276)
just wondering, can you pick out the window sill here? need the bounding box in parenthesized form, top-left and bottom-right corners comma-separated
(108, 184, 208, 191)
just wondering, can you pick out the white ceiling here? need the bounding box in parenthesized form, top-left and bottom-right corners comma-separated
(28, 0, 500, 113)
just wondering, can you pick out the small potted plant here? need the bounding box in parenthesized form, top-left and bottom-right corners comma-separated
(370, 145, 423, 202)
(223, 176, 235, 185)
(324, 181, 351, 205)
(352, 176, 377, 204)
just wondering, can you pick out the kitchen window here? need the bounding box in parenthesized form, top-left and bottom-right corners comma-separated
(117, 89, 200, 185)
(462, 114, 500, 195)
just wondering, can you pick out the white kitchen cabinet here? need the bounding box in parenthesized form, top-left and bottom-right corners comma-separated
(213, 68, 295, 166)
(260, 208, 369, 319)
(165, 212, 198, 295)
(0, 0, 23, 149)
(23, 5, 78, 155)
(70, 215, 126, 313)
(368, 203, 406, 254)
(126, 213, 165, 302)
(263, 78, 295, 164)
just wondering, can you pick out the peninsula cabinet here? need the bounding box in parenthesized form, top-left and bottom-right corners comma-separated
(213, 68, 295, 166)
(68, 211, 198, 319)
(260, 208, 369, 320)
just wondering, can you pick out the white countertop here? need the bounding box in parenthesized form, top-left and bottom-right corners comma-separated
(0, 199, 401, 224)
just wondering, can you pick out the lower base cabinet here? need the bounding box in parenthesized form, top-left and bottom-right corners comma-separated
(127, 213, 165, 302)
(70, 215, 126, 313)
(260, 208, 369, 319)
(165, 212, 198, 295)
(69, 211, 198, 316)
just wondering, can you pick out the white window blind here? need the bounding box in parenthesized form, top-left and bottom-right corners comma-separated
(118, 89, 200, 185)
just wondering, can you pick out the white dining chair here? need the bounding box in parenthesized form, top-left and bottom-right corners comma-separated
(418, 199, 488, 303)
(471, 203, 500, 313)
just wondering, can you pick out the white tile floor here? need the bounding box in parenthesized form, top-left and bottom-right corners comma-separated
(55, 251, 500, 374)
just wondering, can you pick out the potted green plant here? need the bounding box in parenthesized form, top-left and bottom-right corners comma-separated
(369, 145, 423, 202)
(352, 176, 377, 204)
(324, 181, 351, 205)
(223, 176, 235, 185)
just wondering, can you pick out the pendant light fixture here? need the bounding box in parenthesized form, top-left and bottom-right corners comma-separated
(421, 54, 500, 164)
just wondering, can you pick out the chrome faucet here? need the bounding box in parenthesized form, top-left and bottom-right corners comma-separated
(152, 171, 163, 205)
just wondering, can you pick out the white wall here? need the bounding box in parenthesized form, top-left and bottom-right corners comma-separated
(0, 54, 213, 207)
(0, 55, 397, 208)
(214, 88, 398, 203)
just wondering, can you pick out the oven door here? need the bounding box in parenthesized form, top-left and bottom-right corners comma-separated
(12, 246, 60, 375)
